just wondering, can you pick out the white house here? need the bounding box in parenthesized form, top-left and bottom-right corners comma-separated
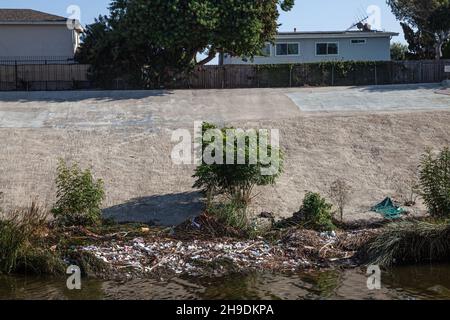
(223, 30, 399, 65)
(0, 9, 82, 61)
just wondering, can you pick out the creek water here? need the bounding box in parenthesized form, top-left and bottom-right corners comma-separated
(0, 264, 449, 300)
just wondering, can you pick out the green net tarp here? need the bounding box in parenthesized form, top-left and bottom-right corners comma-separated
(371, 197, 405, 219)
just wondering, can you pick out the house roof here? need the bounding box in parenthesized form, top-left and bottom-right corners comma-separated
(0, 9, 66, 22)
(276, 30, 399, 39)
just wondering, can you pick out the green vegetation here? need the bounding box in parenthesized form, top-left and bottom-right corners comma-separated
(193, 122, 283, 233)
(208, 201, 249, 232)
(52, 159, 105, 227)
(0, 160, 125, 276)
(363, 147, 450, 267)
(4, 145, 450, 277)
(301, 192, 335, 231)
(390, 42, 409, 60)
(0, 204, 130, 276)
(252, 61, 395, 87)
(76, 0, 295, 88)
(365, 221, 450, 266)
(14, 249, 66, 276)
(0, 203, 65, 275)
(419, 148, 450, 218)
(0, 220, 26, 274)
(387, 0, 450, 60)
(193, 122, 283, 206)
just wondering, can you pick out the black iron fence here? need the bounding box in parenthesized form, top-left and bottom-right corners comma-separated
(0, 56, 77, 65)
(0, 58, 91, 91)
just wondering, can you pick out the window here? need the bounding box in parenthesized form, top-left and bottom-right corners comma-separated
(351, 39, 366, 44)
(276, 43, 299, 56)
(259, 44, 271, 57)
(316, 42, 339, 55)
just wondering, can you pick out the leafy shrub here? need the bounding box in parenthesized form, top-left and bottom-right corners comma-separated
(419, 148, 450, 218)
(193, 122, 283, 207)
(52, 159, 105, 226)
(301, 192, 335, 231)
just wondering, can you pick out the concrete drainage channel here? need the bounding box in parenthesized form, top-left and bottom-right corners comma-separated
(1, 83, 450, 225)
(1, 84, 449, 129)
(286, 83, 450, 113)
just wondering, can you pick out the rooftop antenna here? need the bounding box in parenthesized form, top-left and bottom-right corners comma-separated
(346, 14, 370, 31)
(346, 5, 372, 31)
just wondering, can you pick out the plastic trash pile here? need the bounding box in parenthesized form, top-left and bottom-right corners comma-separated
(81, 237, 314, 277)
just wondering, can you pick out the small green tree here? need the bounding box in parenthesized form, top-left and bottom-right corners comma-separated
(301, 192, 335, 231)
(390, 42, 409, 60)
(193, 122, 283, 207)
(52, 159, 105, 226)
(419, 148, 450, 218)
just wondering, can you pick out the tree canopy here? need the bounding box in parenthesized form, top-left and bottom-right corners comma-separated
(387, 0, 450, 59)
(77, 0, 295, 88)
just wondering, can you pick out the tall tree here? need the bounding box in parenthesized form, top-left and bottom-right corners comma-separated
(77, 0, 295, 88)
(401, 22, 435, 59)
(387, 0, 450, 59)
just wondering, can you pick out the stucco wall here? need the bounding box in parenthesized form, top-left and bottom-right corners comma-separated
(224, 36, 392, 64)
(0, 24, 77, 59)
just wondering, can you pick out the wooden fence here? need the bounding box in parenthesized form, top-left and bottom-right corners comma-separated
(181, 60, 450, 89)
(0, 60, 449, 91)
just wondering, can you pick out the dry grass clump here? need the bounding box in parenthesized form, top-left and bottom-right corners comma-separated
(336, 229, 380, 252)
(0, 202, 65, 275)
(364, 221, 450, 267)
(174, 212, 247, 240)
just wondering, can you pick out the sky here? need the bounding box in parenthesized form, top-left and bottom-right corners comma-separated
(0, 0, 405, 40)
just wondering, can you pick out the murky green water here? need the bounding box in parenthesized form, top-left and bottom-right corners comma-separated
(1, 264, 449, 300)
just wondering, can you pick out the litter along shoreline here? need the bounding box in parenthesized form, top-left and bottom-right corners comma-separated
(69, 225, 380, 280)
